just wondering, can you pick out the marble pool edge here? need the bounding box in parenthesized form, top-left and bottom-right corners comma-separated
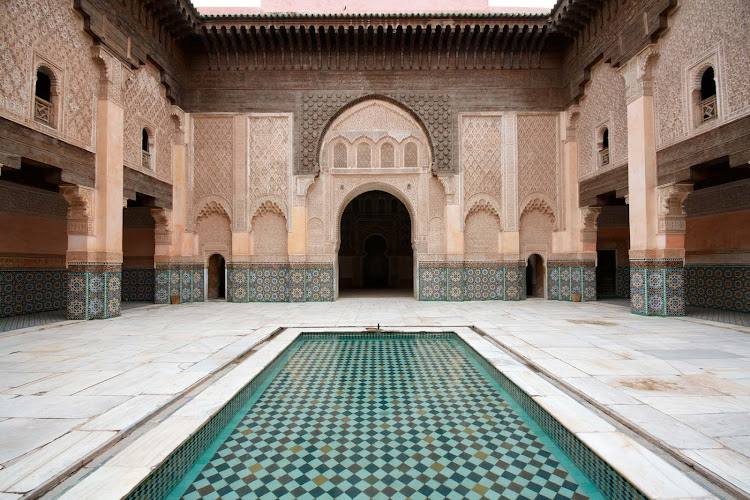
(55, 327, 716, 500)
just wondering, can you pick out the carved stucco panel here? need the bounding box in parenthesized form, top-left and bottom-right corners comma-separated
(517, 114, 559, 221)
(123, 63, 173, 183)
(193, 116, 234, 215)
(653, 0, 750, 149)
(459, 113, 503, 228)
(1, 0, 98, 149)
(248, 114, 292, 225)
(578, 61, 628, 180)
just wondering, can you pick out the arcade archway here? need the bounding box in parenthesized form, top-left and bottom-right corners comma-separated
(338, 191, 413, 295)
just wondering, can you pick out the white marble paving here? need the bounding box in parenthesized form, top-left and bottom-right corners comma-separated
(0, 298, 745, 498)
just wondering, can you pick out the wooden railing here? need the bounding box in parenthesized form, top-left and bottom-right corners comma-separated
(142, 150, 152, 170)
(599, 147, 610, 167)
(701, 95, 717, 123)
(34, 97, 52, 125)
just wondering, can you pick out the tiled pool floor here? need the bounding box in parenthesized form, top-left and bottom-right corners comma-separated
(173, 338, 600, 500)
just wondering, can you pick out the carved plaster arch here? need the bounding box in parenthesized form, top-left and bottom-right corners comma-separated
(196, 196, 232, 222)
(520, 194, 557, 229)
(317, 95, 434, 172)
(464, 195, 502, 223)
(334, 181, 418, 253)
(249, 195, 289, 231)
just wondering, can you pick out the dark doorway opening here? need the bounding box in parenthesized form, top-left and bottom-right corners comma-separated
(208, 254, 226, 299)
(526, 254, 545, 298)
(596, 249, 617, 298)
(339, 190, 413, 295)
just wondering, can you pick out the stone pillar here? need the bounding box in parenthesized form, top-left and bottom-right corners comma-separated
(63, 46, 126, 320)
(621, 46, 689, 316)
(153, 108, 204, 304)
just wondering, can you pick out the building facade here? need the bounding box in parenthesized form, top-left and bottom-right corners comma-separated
(1, 0, 748, 319)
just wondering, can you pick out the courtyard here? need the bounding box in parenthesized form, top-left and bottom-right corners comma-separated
(0, 299, 748, 498)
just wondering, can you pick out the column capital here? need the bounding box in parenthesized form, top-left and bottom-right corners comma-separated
(657, 182, 693, 234)
(580, 206, 601, 243)
(564, 105, 581, 142)
(151, 208, 173, 245)
(619, 45, 659, 105)
(60, 184, 96, 236)
(170, 106, 187, 144)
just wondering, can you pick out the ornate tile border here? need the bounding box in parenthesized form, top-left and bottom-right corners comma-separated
(685, 265, 750, 313)
(155, 263, 204, 304)
(227, 263, 334, 302)
(418, 261, 524, 301)
(0, 268, 67, 318)
(630, 260, 684, 316)
(67, 263, 121, 320)
(547, 261, 596, 302)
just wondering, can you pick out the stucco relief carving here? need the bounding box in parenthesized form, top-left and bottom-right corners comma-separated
(517, 114, 559, 222)
(520, 196, 557, 231)
(248, 114, 292, 224)
(320, 100, 431, 171)
(60, 184, 95, 235)
(1, 0, 98, 149)
(657, 183, 693, 234)
(460, 114, 503, 224)
(653, 0, 750, 149)
(196, 198, 231, 222)
(252, 209, 288, 258)
(578, 62, 628, 179)
(197, 212, 231, 259)
(519, 209, 554, 258)
(193, 116, 234, 215)
(465, 209, 501, 256)
(302, 92, 452, 175)
(123, 63, 173, 182)
(0, 181, 67, 219)
(620, 45, 658, 105)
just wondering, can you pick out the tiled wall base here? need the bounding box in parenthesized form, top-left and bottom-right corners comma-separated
(547, 262, 597, 301)
(686, 265, 750, 313)
(227, 263, 334, 302)
(155, 263, 204, 304)
(122, 268, 155, 302)
(630, 260, 684, 316)
(616, 266, 631, 298)
(418, 262, 525, 301)
(67, 263, 122, 320)
(0, 268, 67, 318)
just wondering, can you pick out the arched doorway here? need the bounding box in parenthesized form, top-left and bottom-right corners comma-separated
(339, 191, 413, 295)
(207, 254, 226, 299)
(526, 254, 545, 298)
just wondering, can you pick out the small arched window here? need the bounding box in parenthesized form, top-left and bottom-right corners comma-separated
(699, 67, 717, 123)
(357, 143, 371, 168)
(404, 142, 418, 167)
(334, 143, 347, 168)
(141, 128, 154, 170)
(380, 143, 395, 168)
(34, 67, 56, 127)
(598, 128, 610, 167)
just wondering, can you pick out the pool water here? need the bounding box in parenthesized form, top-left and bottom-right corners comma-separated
(167, 337, 605, 499)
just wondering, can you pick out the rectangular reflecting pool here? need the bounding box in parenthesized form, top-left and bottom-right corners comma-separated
(125, 333, 647, 500)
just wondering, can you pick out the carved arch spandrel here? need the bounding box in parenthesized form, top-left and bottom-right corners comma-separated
(520, 194, 558, 231)
(195, 196, 232, 224)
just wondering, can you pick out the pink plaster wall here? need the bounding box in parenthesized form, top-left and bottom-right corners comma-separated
(0, 213, 67, 256)
(686, 210, 750, 252)
(123, 228, 155, 268)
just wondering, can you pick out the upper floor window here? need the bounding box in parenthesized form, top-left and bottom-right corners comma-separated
(334, 142, 347, 168)
(598, 128, 610, 167)
(699, 67, 717, 124)
(34, 67, 56, 128)
(357, 143, 371, 168)
(141, 128, 154, 170)
(380, 143, 395, 168)
(404, 142, 418, 167)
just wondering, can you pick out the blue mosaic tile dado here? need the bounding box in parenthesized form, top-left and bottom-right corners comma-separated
(122, 268, 155, 302)
(630, 260, 684, 316)
(686, 265, 750, 313)
(155, 263, 204, 304)
(616, 266, 631, 298)
(67, 263, 121, 320)
(227, 263, 334, 303)
(0, 268, 67, 318)
(418, 262, 525, 301)
(547, 262, 597, 302)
